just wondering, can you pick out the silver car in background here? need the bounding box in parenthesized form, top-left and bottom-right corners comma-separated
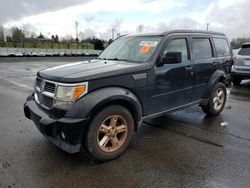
(231, 43, 250, 85)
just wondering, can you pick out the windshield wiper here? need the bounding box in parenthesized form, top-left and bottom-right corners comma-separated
(105, 58, 128, 61)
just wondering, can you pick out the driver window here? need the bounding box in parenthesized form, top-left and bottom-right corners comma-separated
(163, 39, 188, 62)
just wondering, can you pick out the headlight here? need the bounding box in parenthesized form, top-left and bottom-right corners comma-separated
(54, 82, 88, 109)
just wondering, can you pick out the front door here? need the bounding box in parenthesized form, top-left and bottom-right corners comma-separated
(148, 37, 194, 115)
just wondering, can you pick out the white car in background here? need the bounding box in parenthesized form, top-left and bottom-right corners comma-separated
(231, 43, 250, 85)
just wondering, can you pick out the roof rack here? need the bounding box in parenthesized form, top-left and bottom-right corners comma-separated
(162, 29, 225, 36)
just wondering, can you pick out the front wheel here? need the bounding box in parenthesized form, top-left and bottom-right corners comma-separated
(84, 105, 134, 162)
(201, 83, 227, 116)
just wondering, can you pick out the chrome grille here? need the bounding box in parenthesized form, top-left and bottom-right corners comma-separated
(35, 77, 56, 109)
(44, 82, 56, 93)
(43, 95, 54, 108)
(36, 78, 42, 88)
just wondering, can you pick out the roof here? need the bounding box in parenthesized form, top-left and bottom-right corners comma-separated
(126, 29, 225, 37)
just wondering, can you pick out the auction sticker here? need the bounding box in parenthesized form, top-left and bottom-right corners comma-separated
(139, 41, 158, 47)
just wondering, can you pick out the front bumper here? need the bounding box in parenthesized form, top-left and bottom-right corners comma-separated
(24, 95, 89, 153)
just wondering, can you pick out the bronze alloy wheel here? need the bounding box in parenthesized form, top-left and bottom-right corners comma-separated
(97, 115, 128, 153)
(84, 105, 134, 161)
(213, 88, 225, 111)
(201, 82, 227, 116)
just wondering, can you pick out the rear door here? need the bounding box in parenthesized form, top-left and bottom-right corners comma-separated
(191, 36, 217, 101)
(213, 37, 232, 74)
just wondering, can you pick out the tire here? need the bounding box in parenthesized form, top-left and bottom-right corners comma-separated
(201, 82, 227, 116)
(84, 105, 134, 162)
(232, 78, 242, 86)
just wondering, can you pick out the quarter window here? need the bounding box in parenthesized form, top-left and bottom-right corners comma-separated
(214, 38, 230, 57)
(164, 39, 189, 62)
(192, 38, 213, 59)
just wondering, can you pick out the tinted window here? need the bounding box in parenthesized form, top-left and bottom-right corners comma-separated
(214, 38, 230, 57)
(164, 39, 188, 61)
(192, 38, 212, 59)
(238, 44, 250, 55)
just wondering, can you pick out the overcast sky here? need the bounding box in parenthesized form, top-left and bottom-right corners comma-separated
(1, 0, 249, 40)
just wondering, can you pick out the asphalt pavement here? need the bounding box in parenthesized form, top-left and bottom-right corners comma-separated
(0, 58, 249, 188)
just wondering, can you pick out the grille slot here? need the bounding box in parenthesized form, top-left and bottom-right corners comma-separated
(43, 95, 53, 108)
(35, 78, 56, 109)
(36, 78, 42, 88)
(44, 82, 56, 93)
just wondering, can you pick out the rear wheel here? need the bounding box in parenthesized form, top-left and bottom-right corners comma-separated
(202, 82, 227, 116)
(84, 105, 134, 161)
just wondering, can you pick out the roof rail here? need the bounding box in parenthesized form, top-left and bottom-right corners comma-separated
(162, 29, 225, 36)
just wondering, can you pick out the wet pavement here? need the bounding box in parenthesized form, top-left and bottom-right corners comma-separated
(0, 58, 249, 188)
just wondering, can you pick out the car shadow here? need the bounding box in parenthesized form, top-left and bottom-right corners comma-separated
(230, 79, 250, 101)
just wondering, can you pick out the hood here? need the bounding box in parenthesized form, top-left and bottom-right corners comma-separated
(38, 59, 147, 83)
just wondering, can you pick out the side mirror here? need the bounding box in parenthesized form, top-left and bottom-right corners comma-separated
(162, 52, 182, 64)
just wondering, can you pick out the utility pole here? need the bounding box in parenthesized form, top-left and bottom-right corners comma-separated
(138, 25, 143, 33)
(206, 23, 210, 31)
(75, 21, 79, 49)
(112, 28, 115, 40)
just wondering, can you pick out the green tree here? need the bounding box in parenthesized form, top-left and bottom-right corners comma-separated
(108, 39, 113, 45)
(93, 38, 104, 50)
(37, 33, 45, 39)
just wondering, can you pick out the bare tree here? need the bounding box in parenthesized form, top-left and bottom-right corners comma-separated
(62, 35, 74, 49)
(0, 26, 5, 47)
(11, 27, 25, 47)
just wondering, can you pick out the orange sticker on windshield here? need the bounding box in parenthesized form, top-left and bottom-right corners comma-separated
(140, 45, 151, 54)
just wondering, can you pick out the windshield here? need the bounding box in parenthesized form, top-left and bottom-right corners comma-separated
(98, 36, 162, 62)
(238, 44, 250, 55)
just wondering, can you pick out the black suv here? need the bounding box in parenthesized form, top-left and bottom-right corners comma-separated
(24, 30, 233, 161)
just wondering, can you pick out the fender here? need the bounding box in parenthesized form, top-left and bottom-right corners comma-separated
(65, 87, 143, 129)
(204, 70, 227, 99)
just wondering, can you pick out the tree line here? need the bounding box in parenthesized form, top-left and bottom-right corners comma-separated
(1, 25, 248, 50)
(0, 26, 110, 50)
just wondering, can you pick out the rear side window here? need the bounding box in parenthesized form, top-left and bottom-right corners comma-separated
(192, 38, 213, 59)
(238, 44, 250, 55)
(213, 38, 230, 57)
